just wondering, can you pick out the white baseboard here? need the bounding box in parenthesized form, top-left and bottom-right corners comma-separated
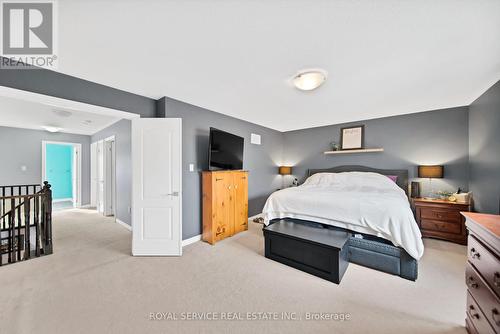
(79, 204, 94, 209)
(182, 234, 201, 247)
(53, 198, 72, 203)
(115, 218, 132, 231)
(113, 219, 202, 248)
(114, 219, 200, 247)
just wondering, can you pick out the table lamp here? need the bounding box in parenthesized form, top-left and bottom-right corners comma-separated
(278, 166, 292, 175)
(418, 165, 443, 198)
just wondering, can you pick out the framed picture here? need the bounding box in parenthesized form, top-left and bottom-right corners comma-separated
(340, 125, 364, 150)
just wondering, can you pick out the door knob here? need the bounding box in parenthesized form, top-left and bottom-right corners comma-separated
(162, 192, 179, 197)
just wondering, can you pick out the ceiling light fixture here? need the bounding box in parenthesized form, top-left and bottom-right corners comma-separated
(52, 109, 73, 117)
(42, 126, 61, 133)
(292, 70, 327, 91)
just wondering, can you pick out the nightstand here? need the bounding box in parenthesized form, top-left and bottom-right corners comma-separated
(412, 198, 472, 245)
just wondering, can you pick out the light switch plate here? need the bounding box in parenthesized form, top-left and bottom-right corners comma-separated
(189, 163, 194, 172)
(251, 133, 261, 145)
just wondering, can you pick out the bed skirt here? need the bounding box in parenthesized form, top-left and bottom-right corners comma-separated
(268, 218, 418, 281)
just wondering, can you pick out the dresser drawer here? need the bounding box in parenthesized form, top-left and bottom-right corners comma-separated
(467, 292, 496, 334)
(466, 262, 500, 331)
(465, 316, 479, 334)
(468, 235, 500, 298)
(420, 207, 461, 223)
(421, 219, 461, 234)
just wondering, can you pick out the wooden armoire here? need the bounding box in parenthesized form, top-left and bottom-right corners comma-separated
(202, 170, 248, 244)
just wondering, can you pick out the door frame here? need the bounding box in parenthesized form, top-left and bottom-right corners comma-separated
(41, 140, 82, 208)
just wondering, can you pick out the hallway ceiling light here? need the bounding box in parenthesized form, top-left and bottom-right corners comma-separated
(42, 126, 61, 133)
(52, 109, 73, 117)
(292, 70, 327, 91)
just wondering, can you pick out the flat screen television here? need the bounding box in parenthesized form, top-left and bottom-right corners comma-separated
(208, 127, 244, 170)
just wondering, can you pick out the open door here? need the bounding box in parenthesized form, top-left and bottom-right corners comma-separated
(97, 140, 104, 213)
(72, 145, 81, 207)
(104, 137, 115, 216)
(90, 142, 97, 207)
(132, 118, 182, 256)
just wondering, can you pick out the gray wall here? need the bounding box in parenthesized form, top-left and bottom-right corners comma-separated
(160, 97, 283, 239)
(0, 57, 157, 118)
(2, 62, 497, 231)
(0, 126, 91, 204)
(283, 107, 470, 196)
(91, 120, 132, 225)
(469, 80, 500, 214)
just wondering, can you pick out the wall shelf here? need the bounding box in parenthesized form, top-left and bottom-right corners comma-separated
(324, 148, 384, 155)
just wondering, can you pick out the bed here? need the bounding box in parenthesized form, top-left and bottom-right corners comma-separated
(262, 165, 423, 281)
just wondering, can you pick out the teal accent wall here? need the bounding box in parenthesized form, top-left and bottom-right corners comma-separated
(46, 144, 73, 200)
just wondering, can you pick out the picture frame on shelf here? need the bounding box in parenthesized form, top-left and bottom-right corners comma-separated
(340, 125, 364, 150)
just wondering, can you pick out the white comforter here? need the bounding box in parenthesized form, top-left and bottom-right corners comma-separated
(263, 172, 424, 260)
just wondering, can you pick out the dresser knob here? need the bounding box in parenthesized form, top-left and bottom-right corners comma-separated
(470, 248, 481, 259)
(494, 272, 500, 287)
(492, 308, 500, 327)
(467, 276, 479, 289)
(469, 305, 480, 319)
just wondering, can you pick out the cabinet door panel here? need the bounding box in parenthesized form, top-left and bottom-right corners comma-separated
(214, 173, 233, 240)
(233, 172, 248, 234)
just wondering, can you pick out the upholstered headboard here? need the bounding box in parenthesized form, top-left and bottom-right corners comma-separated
(307, 165, 409, 195)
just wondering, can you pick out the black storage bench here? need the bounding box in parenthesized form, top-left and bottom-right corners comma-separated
(263, 220, 350, 284)
(264, 218, 418, 282)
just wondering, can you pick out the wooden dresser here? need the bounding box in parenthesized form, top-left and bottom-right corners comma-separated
(202, 170, 248, 244)
(462, 212, 500, 334)
(413, 198, 472, 244)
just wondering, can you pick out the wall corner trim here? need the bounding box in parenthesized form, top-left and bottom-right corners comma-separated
(156, 96, 167, 118)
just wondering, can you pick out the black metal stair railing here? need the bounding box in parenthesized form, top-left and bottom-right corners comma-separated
(0, 182, 53, 266)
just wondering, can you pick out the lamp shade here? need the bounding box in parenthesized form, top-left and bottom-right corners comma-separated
(279, 166, 292, 175)
(418, 165, 443, 178)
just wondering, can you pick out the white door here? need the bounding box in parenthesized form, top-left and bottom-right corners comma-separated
(104, 138, 115, 216)
(72, 146, 80, 207)
(90, 142, 97, 207)
(132, 118, 182, 256)
(97, 140, 104, 213)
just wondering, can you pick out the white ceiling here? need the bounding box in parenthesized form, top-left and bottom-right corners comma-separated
(0, 96, 122, 135)
(56, 0, 500, 132)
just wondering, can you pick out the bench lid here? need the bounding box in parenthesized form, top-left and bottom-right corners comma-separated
(264, 220, 349, 249)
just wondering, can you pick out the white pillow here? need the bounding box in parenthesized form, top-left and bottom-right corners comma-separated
(302, 172, 399, 189)
(302, 172, 340, 186)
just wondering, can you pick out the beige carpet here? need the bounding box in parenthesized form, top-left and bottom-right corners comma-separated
(0, 209, 467, 334)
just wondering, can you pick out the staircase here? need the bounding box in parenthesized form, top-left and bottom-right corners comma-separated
(0, 182, 53, 266)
